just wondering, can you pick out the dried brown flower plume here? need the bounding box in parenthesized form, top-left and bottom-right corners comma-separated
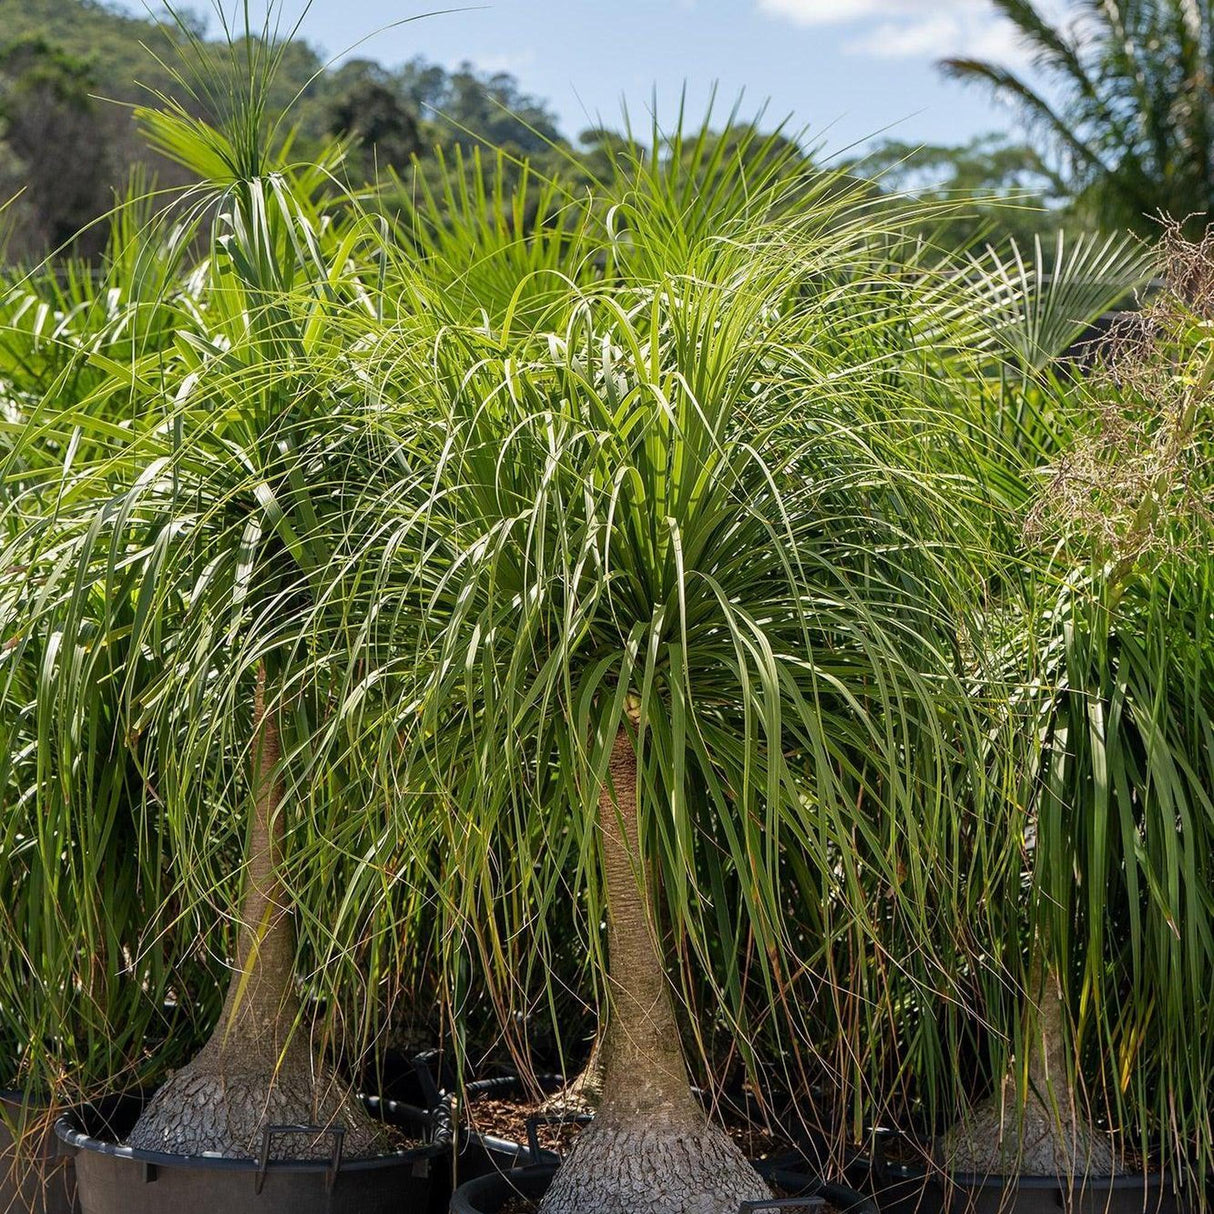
(1025, 221, 1214, 578)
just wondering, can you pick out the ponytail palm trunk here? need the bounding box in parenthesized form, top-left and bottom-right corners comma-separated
(938, 948, 1116, 1176)
(127, 668, 382, 1157)
(540, 725, 768, 1213)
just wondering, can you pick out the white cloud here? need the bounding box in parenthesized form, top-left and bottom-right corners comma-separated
(848, 13, 963, 57)
(757, 0, 1041, 65)
(758, 0, 892, 24)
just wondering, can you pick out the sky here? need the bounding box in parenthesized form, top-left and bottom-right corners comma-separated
(283, 0, 1044, 158)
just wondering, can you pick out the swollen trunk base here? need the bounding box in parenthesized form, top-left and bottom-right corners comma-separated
(126, 671, 387, 1160)
(536, 1117, 771, 1214)
(937, 1081, 1119, 1179)
(124, 1037, 389, 1159)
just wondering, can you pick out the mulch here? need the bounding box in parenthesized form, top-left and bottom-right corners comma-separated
(463, 1087, 786, 1160)
(464, 1093, 585, 1156)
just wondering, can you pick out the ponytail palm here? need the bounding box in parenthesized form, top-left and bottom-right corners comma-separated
(0, 532, 227, 1096)
(0, 88, 405, 1154)
(985, 233, 1214, 1183)
(328, 177, 1016, 1211)
(0, 181, 236, 1116)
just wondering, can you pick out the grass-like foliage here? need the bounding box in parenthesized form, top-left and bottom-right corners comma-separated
(0, 12, 1209, 1200)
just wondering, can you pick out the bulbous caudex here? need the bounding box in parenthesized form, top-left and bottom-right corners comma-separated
(126, 666, 388, 1159)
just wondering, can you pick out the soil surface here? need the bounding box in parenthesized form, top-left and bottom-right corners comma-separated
(366, 1123, 424, 1154)
(465, 1094, 586, 1156)
(463, 1089, 785, 1161)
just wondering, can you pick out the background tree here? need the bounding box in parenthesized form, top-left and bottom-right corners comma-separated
(0, 38, 111, 259)
(398, 56, 564, 154)
(326, 59, 421, 179)
(0, 0, 574, 260)
(853, 132, 1067, 251)
(941, 0, 1214, 238)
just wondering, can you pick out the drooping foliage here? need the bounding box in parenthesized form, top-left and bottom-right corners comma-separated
(0, 25, 1211, 1199)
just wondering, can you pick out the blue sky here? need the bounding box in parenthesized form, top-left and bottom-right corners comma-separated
(283, 0, 1041, 157)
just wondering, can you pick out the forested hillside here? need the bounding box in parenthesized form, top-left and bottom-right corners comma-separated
(0, 0, 1059, 262)
(0, 0, 569, 259)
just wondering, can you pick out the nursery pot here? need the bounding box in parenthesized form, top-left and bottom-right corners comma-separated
(357, 1049, 459, 1110)
(927, 1170, 1184, 1214)
(851, 1158, 943, 1214)
(1, 1088, 75, 1214)
(57, 1092, 451, 1214)
(851, 1129, 1187, 1214)
(843, 1131, 945, 1214)
(448, 1158, 876, 1214)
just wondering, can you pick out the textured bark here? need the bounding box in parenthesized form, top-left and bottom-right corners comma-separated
(540, 1031, 605, 1116)
(126, 668, 388, 1159)
(541, 1120, 771, 1214)
(937, 959, 1119, 1177)
(538, 726, 769, 1214)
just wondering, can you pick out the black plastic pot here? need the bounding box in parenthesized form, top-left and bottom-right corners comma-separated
(448, 1158, 876, 1214)
(849, 1158, 943, 1214)
(1, 1088, 76, 1214)
(851, 1160, 1186, 1214)
(848, 1132, 1187, 1214)
(927, 1171, 1183, 1214)
(449, 1163, 553, 1214)
(357, 1049, 459, 1111)
(756, 1156, 879, 1214)
(57, 1092, 451, 1214)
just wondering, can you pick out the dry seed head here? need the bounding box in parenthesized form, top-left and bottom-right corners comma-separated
(1025, 221, 1214, 567)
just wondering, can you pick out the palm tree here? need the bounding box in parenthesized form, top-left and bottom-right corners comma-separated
(0, 59, 403, 1155)
(321, 142, 1020, 1211)
(940, 0, 1214, 238)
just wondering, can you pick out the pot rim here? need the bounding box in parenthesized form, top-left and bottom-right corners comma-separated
(457, 1126, 561, 1169)
(875, 1159, 1176, 1191)
(941, 1170, 1176, 1191)
(55, 1092, 451, 1172)
(462, 1073, 565, 1098)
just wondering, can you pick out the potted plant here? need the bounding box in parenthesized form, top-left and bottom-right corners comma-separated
(328, 143, 1015, 1212)
(375, 106, 834, 1122)
(830, 232, 1180, 1214)
(0, 52, 449, 1207)
(0, 191, 232, 1213)
(956, 227, 1211, 1207)
(859, 229, 1209, 1214)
